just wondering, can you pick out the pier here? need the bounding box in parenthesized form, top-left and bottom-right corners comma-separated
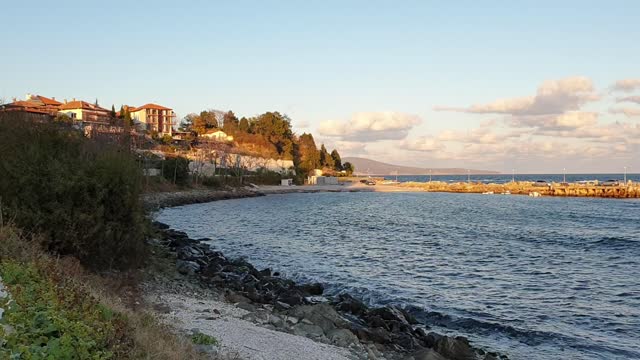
(389, 181, 640, 199)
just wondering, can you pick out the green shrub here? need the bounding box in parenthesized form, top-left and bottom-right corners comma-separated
(201, 176, 222, 188)
(0, 112, 147, 270)
(0, 260, 131, 359)
(161, 156, 190, 186)
(191, 333, 218, 346)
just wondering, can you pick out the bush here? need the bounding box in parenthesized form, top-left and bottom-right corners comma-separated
(162, 156, 190, 186)
(0, 112, 147, 270)
(201, 176, 222, 188)
(0, 260, 132, 359)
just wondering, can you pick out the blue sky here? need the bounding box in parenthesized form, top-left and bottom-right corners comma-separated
(2, 1, 639, 173)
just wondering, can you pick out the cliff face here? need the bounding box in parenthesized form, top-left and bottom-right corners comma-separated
(342, 157, 499, 175)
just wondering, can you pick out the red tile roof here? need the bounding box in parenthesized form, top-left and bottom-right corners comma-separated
(59, 101, 109, 112)
(35, 95, 62, 106)
(133, 103, 172, 111)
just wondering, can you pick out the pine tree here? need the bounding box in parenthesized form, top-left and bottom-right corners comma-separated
(110, 104, 116, 118)
(330, 149, 342, 171)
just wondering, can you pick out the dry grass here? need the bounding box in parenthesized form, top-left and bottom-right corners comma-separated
(0, 225, 210, 360)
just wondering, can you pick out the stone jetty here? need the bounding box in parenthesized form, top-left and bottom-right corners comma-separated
(395, 181, 640, 199)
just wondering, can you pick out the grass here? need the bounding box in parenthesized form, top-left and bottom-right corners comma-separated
(0, 226, 209, 360)
(191, 333, 219, 346)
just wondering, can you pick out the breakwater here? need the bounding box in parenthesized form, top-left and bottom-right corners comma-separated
(395, 181, 640, 198)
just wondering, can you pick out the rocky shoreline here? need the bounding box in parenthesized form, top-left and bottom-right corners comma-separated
(151, 220, 507, 360)
(142, 188, 263, 210)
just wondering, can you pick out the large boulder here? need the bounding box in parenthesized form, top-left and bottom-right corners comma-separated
(292, 323, 325, 339)
(326, 328, 360, 347)
(288, 304, 350, 334)
(333, 293, 369, 316)
(433, 336, 477, 360)
(176, 260, 200, 275)
(299, 282, 324, 296)
(412, 348, 449, 360)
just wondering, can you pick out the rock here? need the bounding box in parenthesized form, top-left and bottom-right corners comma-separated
(177, 246, 205, 261)
(153, 303, 172, 314)
(367, 306, 410, 326)
(292, 323, 325, 338)
(275, 301, 292, 310)
(237, 302, 257, 312)
(304, 296, 330, 304)
(288, 304, 350, 334)
(300, 282, 324, 296)
(412, 348, 449, 360)
(277, 290, 304, 307)
(269, 314, 284, 328)
(176, 260, 200, 275)
(152, 221, 170, 230)
(258, 268, 272, 277)
(353, 327, 392, 344)
(285, 316, 299, 325)
(433, 336, 476, 360)
(334, 293, 369, 316)
(326, 328, 360, 347)
(225, 291, 251, 304)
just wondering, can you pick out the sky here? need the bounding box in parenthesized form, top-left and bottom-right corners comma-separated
(2, 0, 639, 173)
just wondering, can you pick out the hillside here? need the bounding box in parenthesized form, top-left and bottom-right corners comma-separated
(343, 157, 499, 175)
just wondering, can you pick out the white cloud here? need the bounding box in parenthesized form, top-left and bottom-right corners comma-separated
(317, 112, 421, 141)
(610, 79, 640, 93)
(616, 95, 640, 104)
(434, 76, 598, 116)
(609, 107, 640, 117)
(399, 136, 444, 152)
(509, 111, 598, 130)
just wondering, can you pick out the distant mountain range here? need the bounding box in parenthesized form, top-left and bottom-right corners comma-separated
(343, 157, 500, 175)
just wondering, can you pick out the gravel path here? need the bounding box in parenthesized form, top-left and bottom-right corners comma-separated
(148, 292, 353, 360)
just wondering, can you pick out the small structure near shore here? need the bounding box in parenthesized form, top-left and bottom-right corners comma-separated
(281, 179, 293, 186)
(307, 176, 339, 185)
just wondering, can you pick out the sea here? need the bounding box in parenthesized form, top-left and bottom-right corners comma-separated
(157, 189, 640, 360)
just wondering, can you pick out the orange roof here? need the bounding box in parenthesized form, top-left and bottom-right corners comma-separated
(59, 101, 108, 112)
(133, 103, 172, 111)
(35, 95, 62, 106)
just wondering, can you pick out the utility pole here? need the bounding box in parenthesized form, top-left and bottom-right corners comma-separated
(512, 169, 515, 183)
(429, 169, 432, 182)
(624, 166, 627, 184)
(467, 169, 470, 183)
(563, 168, 566, 183)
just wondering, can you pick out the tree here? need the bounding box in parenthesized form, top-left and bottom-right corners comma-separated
(200, 110, 218, 129)
(238, 117, 250, 132)
(123, 107, 133, 126)
(223, 111, 239, 133)
(118, 106, 125, 119)
(95, 98, 99, 106)
(330, 149, 342, 170)
(180, 113, 198, 132)
(342, 161, 355, 175)
(110, 104, 116, 119)
(54, 113, 72, 124)
(294, 133, 320, 176)
(319, 144, 334, 169)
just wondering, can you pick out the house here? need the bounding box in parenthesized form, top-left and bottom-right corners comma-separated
(1, 94, 62, 115)
(59, 100, 111, 123)
(200, 129, 233, 142)
(129, 103, 175, 136)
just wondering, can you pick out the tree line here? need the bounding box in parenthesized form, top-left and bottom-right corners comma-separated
(178, 110, 354, 177)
